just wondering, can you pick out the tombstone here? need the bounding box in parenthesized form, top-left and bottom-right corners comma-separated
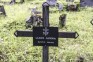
(46, 0, 63, 11)
(0, 5, 6, 16)
(47, 0, 57, 6)
(80, 0, 93, 7)
(25, 7, 42, 29)
(66, 4, 79, 11)
(57, 3, 63, 11)
(59, 14, 67, 27)
(25, 15, 43, 29)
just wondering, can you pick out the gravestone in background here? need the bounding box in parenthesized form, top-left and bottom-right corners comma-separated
(47, 0, 57, 6)
(66, 4, 79, 11)
(66, 0, 79, 11)
(80, 0, 93, 7)
(0, 5, 6, 16)
(46, 0, 63, 11)
(59, 14, 67, 27)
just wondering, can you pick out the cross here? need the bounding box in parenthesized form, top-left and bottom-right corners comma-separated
(14, 2, 79, 62)
(43, 27, 49, 36)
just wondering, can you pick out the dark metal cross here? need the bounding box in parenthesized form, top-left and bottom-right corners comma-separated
(14, 2, 79, 62)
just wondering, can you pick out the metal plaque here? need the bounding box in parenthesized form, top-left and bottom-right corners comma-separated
(33, 27, 58, 46)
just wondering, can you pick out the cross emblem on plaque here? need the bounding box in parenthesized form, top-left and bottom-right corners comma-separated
(43, 27, 49, 36)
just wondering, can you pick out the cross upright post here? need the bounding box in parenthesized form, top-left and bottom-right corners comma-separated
(42, 2, 49, 62)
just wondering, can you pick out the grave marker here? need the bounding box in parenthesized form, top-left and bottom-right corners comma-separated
(14, 2, 79, 62)
(46, 0, 63, 11)
(0, 5, 6, 16)
(25, 7, 42, 29)
(33, 27, 58, 46)
(59, 14, 67, 27)
(47, 0, 57, 6)
(66, 4, 79, 11)
(80, 0, 93, 7)
(66, 0, 79, 11)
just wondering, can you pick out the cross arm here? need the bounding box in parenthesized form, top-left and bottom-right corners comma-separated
(14, 30, 79, 39)
(14, 30, 33, 37)
(59, 32, 79, 39)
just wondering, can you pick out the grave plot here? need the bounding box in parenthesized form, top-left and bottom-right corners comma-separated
(66, 0, 79, 11)
(14, 2, 79, 62)
(80, 0, 93, 7)
(25, 7, 42, 29)
(0, 5, 6, 16)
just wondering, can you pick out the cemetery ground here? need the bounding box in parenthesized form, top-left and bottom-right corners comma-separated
(0, 0, 93, 62)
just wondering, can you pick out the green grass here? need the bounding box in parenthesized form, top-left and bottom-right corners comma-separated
(0, 0, 93, 62)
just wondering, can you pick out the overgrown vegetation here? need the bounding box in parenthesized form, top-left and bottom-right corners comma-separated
(0, 0, 93, 62)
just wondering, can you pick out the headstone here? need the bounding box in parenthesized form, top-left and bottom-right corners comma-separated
(25, 15, 42, 29)
(57, 3, 63, 11)
(25, 7, 42, 29)
(66, 4, 79, 11)
(46, 0, 63, 11)
(80, 0, 93, 7)
(59, 14, 66, 27)
(0, 5, 6, 16)
(47, 0, 57, 6)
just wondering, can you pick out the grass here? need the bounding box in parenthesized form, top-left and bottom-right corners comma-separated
(0, 0, 93, 62)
